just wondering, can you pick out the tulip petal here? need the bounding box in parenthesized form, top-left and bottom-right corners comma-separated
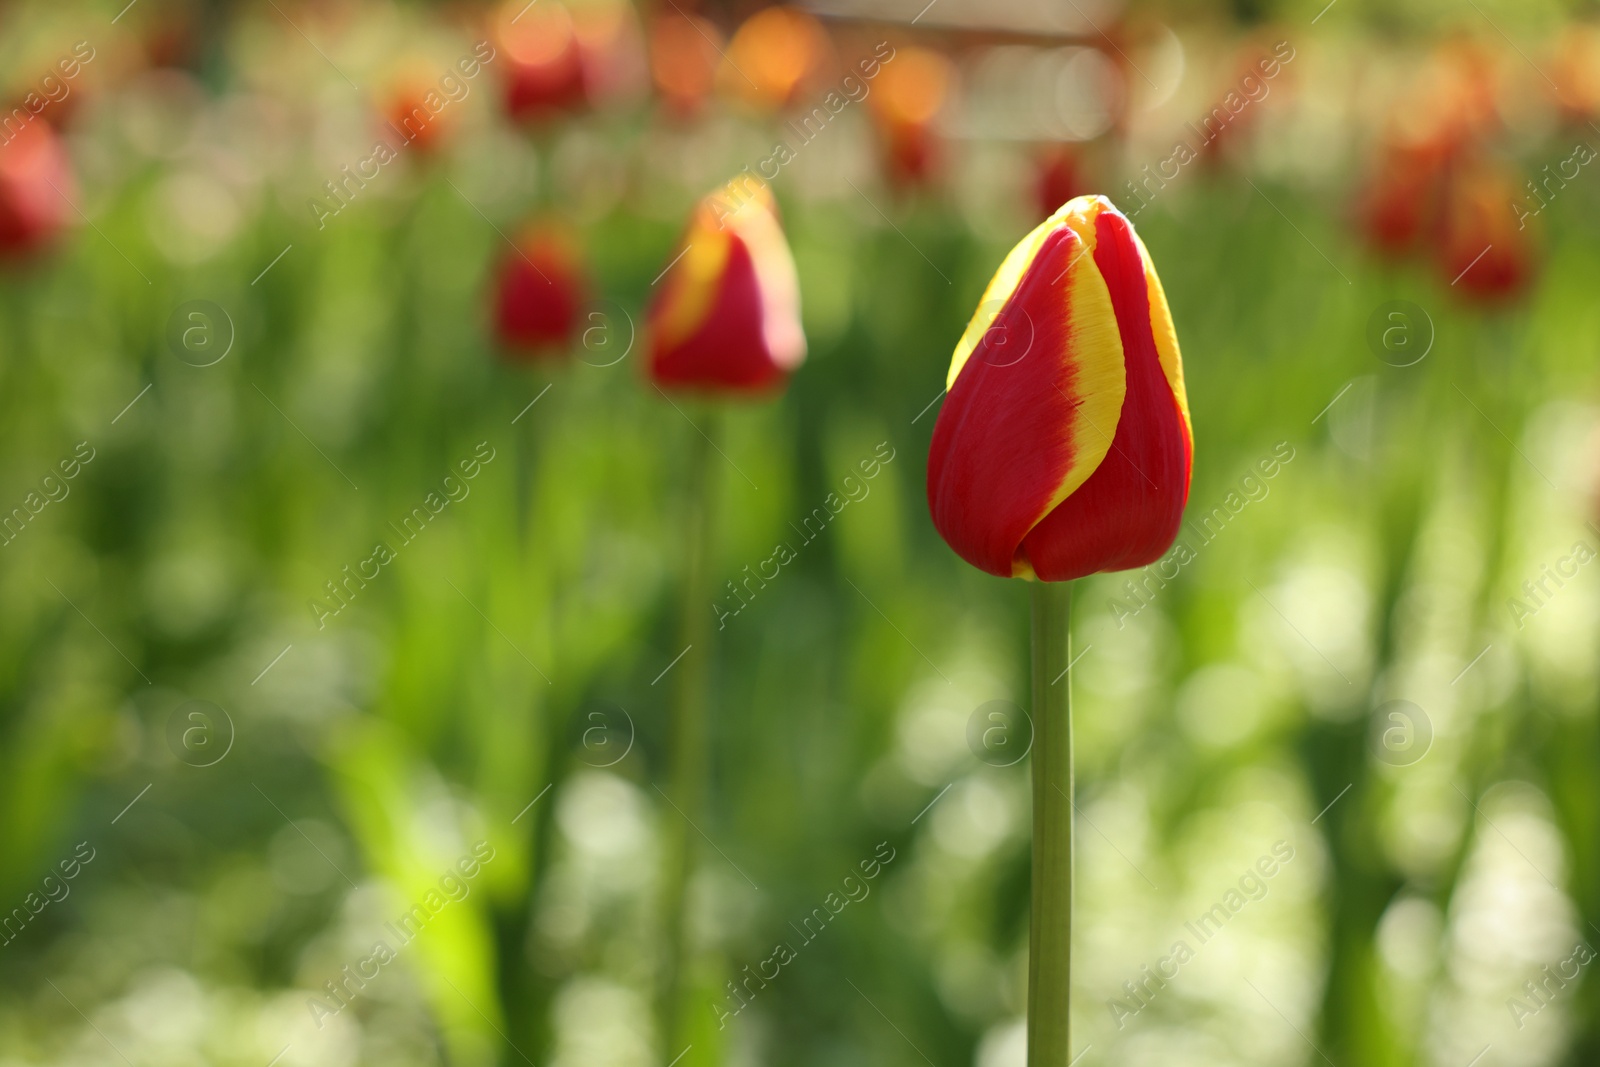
(654, 231, 734, 352)
(1017, 209, 1192, 580)
(928, 199, 1127, 578)
(1133, 227, 1191, 432)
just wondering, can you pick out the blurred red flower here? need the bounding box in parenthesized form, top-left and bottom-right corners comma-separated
(499, 4, 588, 120)
(1356, 137, 1452, 256)
(1034, 146, 1088, 223)
(383, 76, 457, 155)
(867, 45, 952, 191)
(1436, 162, 1533, 301)
(0, 121, 73, 260)
(495, 0, 642, 122)
(646, 178, 805, 395)
(494, 223, 588, 358)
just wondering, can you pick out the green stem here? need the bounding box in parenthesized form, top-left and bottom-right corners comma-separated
(659, 411, 717, 1055)
(1029, 580, 1074, 1066)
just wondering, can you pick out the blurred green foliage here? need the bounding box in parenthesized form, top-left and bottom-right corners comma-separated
(3, 4, 1600, 1067)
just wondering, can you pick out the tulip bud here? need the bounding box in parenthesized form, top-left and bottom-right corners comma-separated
(1356, 139, 1448, 257)
(1034, 146, 1088, 224)
(648, 13, 724, 119)
(498, 2, 589, 121)
(721, 7, 829, 112)
(867, 45, 952, 191)
(1551, 23, 1600, 125)
(927, 195, 1192, 581)
(383, 77, 455, 156)
(494, 223, 587, 358)
(1435, 163, 1534, 301)
(0, 121, 72, 259)
(646, 178, 805, 394)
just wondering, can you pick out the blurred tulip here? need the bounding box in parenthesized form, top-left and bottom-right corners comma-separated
(1551, 23, 1600, 124)
(1034, 146, 1088, 223)
(721, 6, 829, 112)
(497, 2, 587, 120)
(648, 12, 723, 119)
(927, 195, 1192, 581)
(646, 178, 805, 394)
(1435, 162, 1534, 301)
(1194, 37, 1296, 168)
(0, 120, 73, 259)
(1420, 37, 1503, 151)
(496, 0, 643, 121)
(382, 76, 456, 155)
(867, 45, 952, 190)
(494, 223, 587, 357)
(1356, 137, 1450, 256)
(569, 0, 646, 108)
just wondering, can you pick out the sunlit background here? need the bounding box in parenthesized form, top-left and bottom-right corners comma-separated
(2, 0, 1599, 1065)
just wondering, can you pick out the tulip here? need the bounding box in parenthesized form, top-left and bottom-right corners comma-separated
(1435, 162, 1534, 301)
(494, 223, 587, 358)
(721, 6, 829, 112)
(496, 0, 643, 121)
(1552, 23, 1600, 124)
(0, 120, 73, 260)
(1356, 134, 1455, 257)
(867, 45, 952, 191)
(927, 194, 1192, 581)
(648, 12, 725, 119)
(383, 76, 457, 156)
(925, 194, 1190, 1067)
(645, 177, 805, 394)
(498, 2, 589, 120)
(1034, 145, 1088, 224)
(647, 175, 806, 1061)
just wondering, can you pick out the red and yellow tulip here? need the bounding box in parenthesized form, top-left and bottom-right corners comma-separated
(927, 195, 1192, 581)
(645, 179, 805, 394)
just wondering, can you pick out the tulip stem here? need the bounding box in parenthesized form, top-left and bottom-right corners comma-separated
(1029, 579, 1074, 1066)
(659, 410, 718, 1056)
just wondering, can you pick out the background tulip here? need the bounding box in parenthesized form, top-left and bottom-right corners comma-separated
(644, 166, 812, 1065)
(720, 6, 829, 112)
(0, 121, 72, 260)
(648, 176, 806, 1056)
(494, 223, 587, 357)
(926, 193, 1190, 1067)
(381, 75, 456, 156)
(1033, 145, 1089, 224)
(867, 44, 952, 191)
(499, 4, 588, 121)
(647, 12, 724, 119)
(646, 178, 805, 394)
(1436, 162, 1534, 299)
